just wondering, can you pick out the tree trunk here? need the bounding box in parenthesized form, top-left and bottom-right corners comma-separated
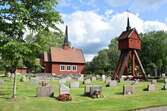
(12, 72, 16, 99)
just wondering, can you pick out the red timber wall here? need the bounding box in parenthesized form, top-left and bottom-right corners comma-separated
(51, 63, 85, 75)
(44, 62, 52, 73)
(118, 31, 141, 50)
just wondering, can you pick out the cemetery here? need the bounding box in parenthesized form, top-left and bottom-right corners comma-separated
(0, 0, 167, 111)
(0, 74, 167, 111)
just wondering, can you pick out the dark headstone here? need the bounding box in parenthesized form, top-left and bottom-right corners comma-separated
(123, 85, 134, 95)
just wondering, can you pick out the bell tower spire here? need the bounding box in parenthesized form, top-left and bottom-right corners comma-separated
(126, 17, 131, 31)
(63, 25, 71, 49)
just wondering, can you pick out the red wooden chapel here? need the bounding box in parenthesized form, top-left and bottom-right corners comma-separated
(41, 26, 85, 75)
(112, 17, 147, 80)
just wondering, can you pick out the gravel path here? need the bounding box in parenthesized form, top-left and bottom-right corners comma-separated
(136, 106, 167, 111)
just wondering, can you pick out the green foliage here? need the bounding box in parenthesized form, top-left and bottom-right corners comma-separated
(0, 0, 62, 73)
(140, 31, 167, 76)
(0, 0, 62, 39)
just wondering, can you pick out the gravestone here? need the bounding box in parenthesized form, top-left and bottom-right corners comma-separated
(84, 85, 92, 95)
(36, 81, 54, 97)
(106, 80, 117, 87)
(69, 81, 80, 88)
(105, 77, 111, 84)
(165, 79, 167, 83)
(90, 85, 102, 95)
(57, 84, 71, 101)
(162, 73, 166, 78)
(84, 85, 103, 98)
(123, 85, 134, 95)
(151, 80, 157, 84)
(91, 76, 96, 81)
(59, 79, 67, 84)
(78, 75, 84, 81)
(96, 75, 101, 80)
(59, 84, 70, 95)
(83, 79, 91, 84)
(163, 83, 167, 90)
(102, 75, 106, 81)
(147, 84, 156, 92)
(0, 79, 4, 85)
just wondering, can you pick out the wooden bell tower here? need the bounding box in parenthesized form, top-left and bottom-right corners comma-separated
(112, 17, 147, 80)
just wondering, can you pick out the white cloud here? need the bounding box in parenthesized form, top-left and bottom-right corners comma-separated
(61, 11, 167, 62)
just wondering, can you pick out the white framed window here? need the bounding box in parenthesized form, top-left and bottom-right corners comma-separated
(72, 65, 77, 71)
(60, 65, 66, 71)
(67, 65, 71, 70)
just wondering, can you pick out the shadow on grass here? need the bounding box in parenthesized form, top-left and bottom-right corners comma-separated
(114, 92, 123, 95)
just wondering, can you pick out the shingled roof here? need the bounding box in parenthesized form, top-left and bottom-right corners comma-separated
(118, 28, 138, 40)
(48, 47, 85, 63)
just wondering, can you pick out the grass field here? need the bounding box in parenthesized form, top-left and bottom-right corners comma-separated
(0, 75, 167, 111)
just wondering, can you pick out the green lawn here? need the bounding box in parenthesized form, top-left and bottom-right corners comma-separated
(0, 75, 167, 111)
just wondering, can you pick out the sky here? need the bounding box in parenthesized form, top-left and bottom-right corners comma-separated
(56, 0, 167, 62)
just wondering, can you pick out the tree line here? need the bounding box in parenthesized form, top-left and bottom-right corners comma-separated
(85, 31, 167, 77)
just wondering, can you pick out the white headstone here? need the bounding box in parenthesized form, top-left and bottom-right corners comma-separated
(162, 73, 166, 78)
(84, 79, 91, 84)
(59, 84, 70, 95)
(148, 84, 156, 92)
(69, 81, 80, 88)
(102, 75, 106, 81)
(91, 76, 96, 81)
(108, 80, 117, 87)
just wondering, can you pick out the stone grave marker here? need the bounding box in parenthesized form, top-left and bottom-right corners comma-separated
(78, 75, 84, 81)
(107, 80, 117, 87)
(123, 85, 134, 95)
(151, 79, 157, 84)
(0, 79, 4, 85)
(84, 85, 103, 98)
(91, 76, 96, 81)
(83, 79, 91, 84)
(105, 77, 111, 84)
(96, 75, 101, 80)
(36, 81, 54, 97)
(59, 84, 70, 95)
(102, 75, 106, 81)
(162, 73, 166, 78)
(69, 81, 80, 88)
(84, 85, 92, 95)
(147, 84, 156, 92)
(90, 85, 102, 96)
(165, 79, 167, 83)
(163, 83, 167, 90)
(59, 79, 67, 84)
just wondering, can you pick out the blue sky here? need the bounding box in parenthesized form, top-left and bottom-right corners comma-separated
(56, 0, 167, 61)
